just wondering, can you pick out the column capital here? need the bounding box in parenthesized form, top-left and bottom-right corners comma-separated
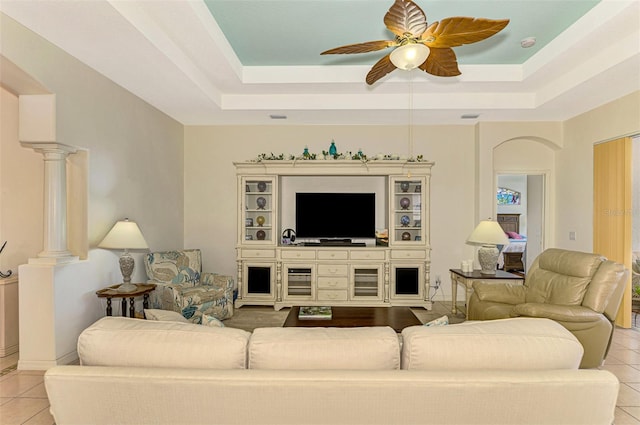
(20, 142, 77, 156)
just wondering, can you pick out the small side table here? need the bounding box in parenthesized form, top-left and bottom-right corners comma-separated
(96, 283, 156, 318)
(450, 269, 524, 317)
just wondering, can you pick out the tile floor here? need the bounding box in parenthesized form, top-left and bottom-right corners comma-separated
(0, 352, 53, 425)
(1, 303, 640, 424)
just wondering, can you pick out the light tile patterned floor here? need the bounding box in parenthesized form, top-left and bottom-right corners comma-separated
(1, 303, 640, 424)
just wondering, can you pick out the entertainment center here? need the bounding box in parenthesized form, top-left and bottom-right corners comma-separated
(234, 160, 434, 310)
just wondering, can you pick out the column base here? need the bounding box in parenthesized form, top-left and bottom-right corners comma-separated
(29, 255, 79, 265)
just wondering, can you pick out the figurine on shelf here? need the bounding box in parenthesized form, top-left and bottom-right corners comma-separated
(329, 140, 337, 156)
(256, 197, 267, 209)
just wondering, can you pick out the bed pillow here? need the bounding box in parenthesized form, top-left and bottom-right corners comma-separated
(506, 231, 523, 239)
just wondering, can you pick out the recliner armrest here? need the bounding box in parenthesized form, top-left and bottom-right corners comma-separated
(512, 303, 603, 323)
(472, 282, 526, 305)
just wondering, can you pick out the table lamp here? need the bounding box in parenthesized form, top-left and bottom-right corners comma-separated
(466, 219, 509, 275)
(98, 218, 149, 292)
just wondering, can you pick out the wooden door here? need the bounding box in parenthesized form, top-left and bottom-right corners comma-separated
(593, 137, 632, 327)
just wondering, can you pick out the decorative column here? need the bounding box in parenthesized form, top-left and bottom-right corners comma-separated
(21, 143, 78, 262)
(19, 95, 78, 264)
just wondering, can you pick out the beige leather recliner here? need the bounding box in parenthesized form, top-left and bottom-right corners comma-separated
(468, 248, 629, 368)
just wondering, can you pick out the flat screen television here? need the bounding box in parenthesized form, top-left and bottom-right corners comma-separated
(295, 192, 375, 239)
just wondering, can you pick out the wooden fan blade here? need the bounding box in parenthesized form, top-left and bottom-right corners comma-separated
(419, 47, 461, 77)
(422, 17, 509, 48)
(321, 40, 395, 55)
(366, 54, 397, 85)
(384, 0, 427, 38)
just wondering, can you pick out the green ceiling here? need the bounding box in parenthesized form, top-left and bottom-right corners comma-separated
(204, 0, 600, 66)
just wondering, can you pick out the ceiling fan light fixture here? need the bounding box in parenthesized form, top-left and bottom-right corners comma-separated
(389, 43, 430, 70)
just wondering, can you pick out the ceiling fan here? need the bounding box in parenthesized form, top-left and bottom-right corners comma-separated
(321, 0, 509, 85)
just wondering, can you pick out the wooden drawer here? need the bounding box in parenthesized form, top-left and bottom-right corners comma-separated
(241, 249, 276, 259)
(281, 250, 316, 260)
(350, 250, 386, 261)
(317, 250, 349, 260)
(317, 277, 348, 289)
(317, 289, 348, 301)
(391, 250, 426, 260)
(317, 264, 349, 276)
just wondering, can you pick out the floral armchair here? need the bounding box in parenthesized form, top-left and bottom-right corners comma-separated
(144, 249, 233, 322)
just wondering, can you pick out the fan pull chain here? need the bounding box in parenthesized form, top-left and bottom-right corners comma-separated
(407, 70, 414, 178)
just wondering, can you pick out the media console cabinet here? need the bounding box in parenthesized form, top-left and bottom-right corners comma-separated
(234, 160, 434, 310)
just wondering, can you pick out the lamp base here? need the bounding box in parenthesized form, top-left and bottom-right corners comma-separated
(477, 245, 499, 275)
(117, 283, 138, 293)
(119, 251, 135, 283)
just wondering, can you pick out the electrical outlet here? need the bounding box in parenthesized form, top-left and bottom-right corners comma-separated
(433, 275, 441, 290)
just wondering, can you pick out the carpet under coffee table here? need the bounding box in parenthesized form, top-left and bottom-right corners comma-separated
(283, 306, 422, 332)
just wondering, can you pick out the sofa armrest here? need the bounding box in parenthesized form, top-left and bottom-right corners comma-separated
(512, 303, 603, 323)
(472, 282, 526, 305)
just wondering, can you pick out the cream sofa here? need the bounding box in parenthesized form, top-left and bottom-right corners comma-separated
(44, 316, 619, 425)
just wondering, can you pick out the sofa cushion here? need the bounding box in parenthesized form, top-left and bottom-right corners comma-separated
(78, 317, 250, 369)
(401, 318, 583, 370)
(249, 327, 400, 370)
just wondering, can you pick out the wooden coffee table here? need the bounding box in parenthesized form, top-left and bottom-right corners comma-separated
(283, 306, 421, 332)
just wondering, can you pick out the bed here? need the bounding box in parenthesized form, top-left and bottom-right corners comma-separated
(497, 214, 526, 272)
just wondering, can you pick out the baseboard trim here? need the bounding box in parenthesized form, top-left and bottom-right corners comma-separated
(18, 350, 79, 370)
(0, 343, 18, 357)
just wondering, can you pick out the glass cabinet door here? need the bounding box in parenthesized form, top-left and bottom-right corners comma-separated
(350, 265, 383, 301)
(283, 265, 315, 301)
(242, 177, 276, 244)
(390, 177, 425, 245)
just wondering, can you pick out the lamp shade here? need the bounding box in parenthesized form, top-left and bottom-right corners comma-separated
(98, 219, 148, 250)
(389, 43, 430, 70)
(466, 220, 508, 246)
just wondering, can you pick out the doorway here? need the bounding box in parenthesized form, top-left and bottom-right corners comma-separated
(496, 174, 546, 273)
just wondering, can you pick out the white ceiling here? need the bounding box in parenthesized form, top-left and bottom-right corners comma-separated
(1, 0, 638, 126)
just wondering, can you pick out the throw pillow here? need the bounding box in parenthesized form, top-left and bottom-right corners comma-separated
(424, 315, 449, 327)
(144, 309, 189, 323)
(200, 313, 225, 328)
(506, 231, 523, 239)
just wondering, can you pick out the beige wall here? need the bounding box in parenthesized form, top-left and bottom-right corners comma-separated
(0, 88, 43, 273)
(185, 94, 639, 301)
(558, 91, 640, 252)
(1, 13, 185, 360)
(184, 124, 478, 301)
